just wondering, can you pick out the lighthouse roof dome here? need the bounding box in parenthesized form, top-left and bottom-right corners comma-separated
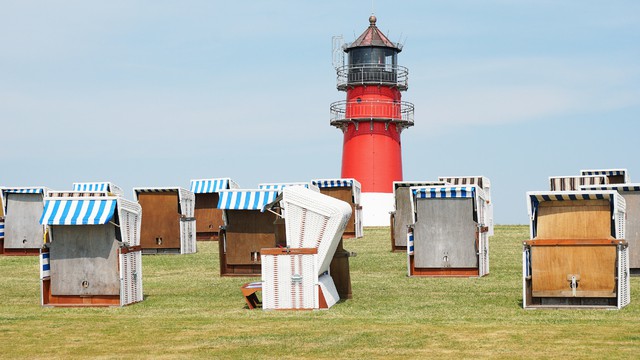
(345, 15, 401, 52)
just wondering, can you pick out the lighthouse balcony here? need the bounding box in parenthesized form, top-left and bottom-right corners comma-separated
(336, 64, 408, 91)
(330, 100, 414, 128)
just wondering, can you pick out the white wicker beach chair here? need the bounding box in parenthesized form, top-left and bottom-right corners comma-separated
(260, 186, 352, 310)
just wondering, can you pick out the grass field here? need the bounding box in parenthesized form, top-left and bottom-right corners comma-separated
(1, 225, 639, 359)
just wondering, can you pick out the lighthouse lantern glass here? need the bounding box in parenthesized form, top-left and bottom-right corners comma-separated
(348, 47, 397, 68)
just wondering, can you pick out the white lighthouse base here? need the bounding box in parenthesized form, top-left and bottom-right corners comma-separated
(360, 192, 394, 227)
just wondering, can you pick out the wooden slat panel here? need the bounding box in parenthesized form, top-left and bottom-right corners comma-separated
(330, 239, 352, 299)
(194, 193, 223, 234)
(393, 187, 413, 247)
(4, 193, 44, 249)
(225, 211, 276, 265)
(621, 192, 640, 270)
(49, 224, 119, 296)
(531, 245, 617, 296)
(413, 198, 478, 268)
(319, 188, 355, 234)
(138, 193, 181, 249)
(536, 200, 611, 240)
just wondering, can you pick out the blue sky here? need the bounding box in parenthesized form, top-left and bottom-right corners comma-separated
(2, 1, 639, 224)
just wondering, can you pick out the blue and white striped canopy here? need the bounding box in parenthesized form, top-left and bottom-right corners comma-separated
(190, 179, 230, 193)
(582, 170, 626, 177)
(40, 198, 117, 225)
(311, 179, 353, 188)
(412, 186, 476, 199)
(581, 185, 640, 192)
(73, 182, 111, 192)
(530, 192, 614, 202)
(3, 187, 45, 194)
(217, 190, 279, 210)
(258, 183, 309, 191)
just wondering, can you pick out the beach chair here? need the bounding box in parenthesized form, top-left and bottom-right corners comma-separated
(39, 191, 142, 307)
(407, 185, 490, 277)
(190, 178, 239, 241)
(523, 190, 629, 309)
(260, 186, 352, 310)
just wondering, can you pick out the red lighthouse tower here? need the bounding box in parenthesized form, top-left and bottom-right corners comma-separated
(331, 16, 414, 225)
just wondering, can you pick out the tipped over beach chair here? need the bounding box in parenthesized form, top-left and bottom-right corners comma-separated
(259, 186, 352, 310)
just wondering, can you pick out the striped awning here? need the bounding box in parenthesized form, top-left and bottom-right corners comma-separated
(73, 182, 111, 192)
(217, 190, 279, 210)
(530, 192, 614, 202)
(190, 179, 230, 193)
(134, 188, 179, 193)
(581, 185, 640, 192)
(258, 183, 310, 191)
(582, 169, 626, 177)
(3, 187, 46, 194)
(312, 179, 353, 188)
(412, 186, 476, 199)
(40, 198, 117, 225)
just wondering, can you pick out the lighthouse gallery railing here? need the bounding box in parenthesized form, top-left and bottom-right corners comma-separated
(330, 100, 414, 127)
(336, 64, 409, 90)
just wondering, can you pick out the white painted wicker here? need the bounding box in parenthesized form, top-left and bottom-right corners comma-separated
(261, 186, 351, 310)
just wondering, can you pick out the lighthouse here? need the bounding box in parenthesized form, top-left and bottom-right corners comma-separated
(330, 16, 414, 226)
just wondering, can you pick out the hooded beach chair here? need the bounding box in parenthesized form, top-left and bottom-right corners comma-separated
(1, 187, 50, 255)
(407, 185, 490, 277)
(581, 183, 640, 276)
(190, 178, 239, 241)
(259, 186, 352, 310)
(133, 187, 196, 254)
(580, 168, 629, 184)
(311, 178, 362, 238)
(390, 181, 446, 252)
(39, 191, 143, 306)
(523, 190, 629, 309)
(72, 182, 124, 196)
(217, 189, 280, 276)
(548, 175, 608, 191)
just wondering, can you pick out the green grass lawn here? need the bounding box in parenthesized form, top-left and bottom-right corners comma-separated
(1, 225, 639, 359)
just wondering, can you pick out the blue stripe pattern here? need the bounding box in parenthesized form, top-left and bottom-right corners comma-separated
(258, 183, 310, 191)
(217, 190, 279, 210)
(40, 199, 117, 225)
(3, 188, 45, 194)
(583, 170, 625, 176)
(412, 186, 476, 199)
(311, 179, 353, 188)
(0, 222, 4, 239)
(530, 192, 614, 203)
(582, 185, 640, 192)
(41, 252, 50, 278)
(73, 183, 109, 192)
(190, 179, 229, 193)
(407, 231, 414, 255)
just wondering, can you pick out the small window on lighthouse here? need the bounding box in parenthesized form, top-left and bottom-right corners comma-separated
(356, 97, 362, 103)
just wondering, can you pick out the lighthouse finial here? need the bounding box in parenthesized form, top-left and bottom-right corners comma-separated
(369, 15, 377, 26)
